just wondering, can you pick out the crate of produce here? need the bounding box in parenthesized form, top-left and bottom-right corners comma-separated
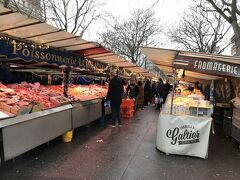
(122, 113, 134, 119)
(121, 99, 135, 108)
(189, 106, 213, 117)
(121, 108, 134, 114)
(121, 109, 134, 115)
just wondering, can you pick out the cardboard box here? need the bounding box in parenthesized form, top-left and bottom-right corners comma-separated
(2, 103, 11, 113)
(31, 104, 43, 113)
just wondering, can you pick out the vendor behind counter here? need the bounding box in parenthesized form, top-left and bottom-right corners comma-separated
(0, 64, 12, 84)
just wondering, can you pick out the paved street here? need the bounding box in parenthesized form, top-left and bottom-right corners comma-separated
(0, 107, 240, 180)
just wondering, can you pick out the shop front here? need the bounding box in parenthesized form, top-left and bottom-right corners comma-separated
(0, 36, 108, 163)
(141, 47, 240, 159)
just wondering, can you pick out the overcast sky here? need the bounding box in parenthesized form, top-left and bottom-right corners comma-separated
(84, 0, 192, 49)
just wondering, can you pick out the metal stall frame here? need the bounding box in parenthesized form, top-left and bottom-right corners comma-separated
(0, 104, 72, 162)
(71, 99, 102, 129)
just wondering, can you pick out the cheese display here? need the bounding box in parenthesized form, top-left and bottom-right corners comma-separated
(161, 94, 213, 117)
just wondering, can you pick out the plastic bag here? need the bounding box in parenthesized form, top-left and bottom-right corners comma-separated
(155, 96, 163, 104)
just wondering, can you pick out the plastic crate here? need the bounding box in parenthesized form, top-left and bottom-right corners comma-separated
(121, 99, 135, 107)
(189, 107, 213, 117)
(122, 113, 134, 119)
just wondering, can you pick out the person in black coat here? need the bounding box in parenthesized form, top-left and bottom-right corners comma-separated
(155, 78, 164, 109)
(144, 79, 152, 106)
(162, 79, 172, 104)
(107, 71, 124, 127)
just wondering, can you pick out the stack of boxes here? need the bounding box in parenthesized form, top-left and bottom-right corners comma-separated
(121, 99, 134, 119)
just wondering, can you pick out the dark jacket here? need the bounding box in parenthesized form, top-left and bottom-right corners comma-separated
(144, 80, 152, 97)
(162, 83, 172, 98)
(107, 76, 124, 105)
(152, 83, 157, 96)
(156, 83, 164, 97)
(126, 84, 138, 99)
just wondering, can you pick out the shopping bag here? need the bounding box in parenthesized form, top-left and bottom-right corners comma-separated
(159, 97, 163, 104)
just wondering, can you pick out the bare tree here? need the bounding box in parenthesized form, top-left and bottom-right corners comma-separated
(169, 3, 231, 54)
(99, 9, 161, 66)
(4, 0, 44, 20)
(206, 0, 240, 55)
(44, 0, 104, 37)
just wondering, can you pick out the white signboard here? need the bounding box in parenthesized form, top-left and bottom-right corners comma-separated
(156, 114, 212, 159)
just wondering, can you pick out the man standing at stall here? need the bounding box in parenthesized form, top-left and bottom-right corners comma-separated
(144, 79, 152, 106)
(162, 79, 172, 104)
(107, 70, 124, 127)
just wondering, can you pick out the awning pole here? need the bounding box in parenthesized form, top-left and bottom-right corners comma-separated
(170, 68, 176, 115)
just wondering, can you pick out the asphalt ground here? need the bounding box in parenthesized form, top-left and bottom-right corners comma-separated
(0, 106, 240, 180)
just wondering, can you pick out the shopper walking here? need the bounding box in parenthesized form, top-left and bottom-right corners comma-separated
(107, 71, 124, 127)
(151, 81, 157, 103)
(144, 79, 152, 106)
(137, 81, 144, 110)
(156, 79, 164, 109)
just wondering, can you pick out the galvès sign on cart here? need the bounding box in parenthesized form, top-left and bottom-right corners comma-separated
(156, 114, 212, 159)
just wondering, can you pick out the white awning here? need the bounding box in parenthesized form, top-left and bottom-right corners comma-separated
(0, 3, 156, 78)
(140, 47, 240, 80)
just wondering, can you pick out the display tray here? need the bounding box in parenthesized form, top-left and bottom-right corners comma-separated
(0, 111, 15, 120)
(1, 104, 72, 161)
(0, 104, 72, 128)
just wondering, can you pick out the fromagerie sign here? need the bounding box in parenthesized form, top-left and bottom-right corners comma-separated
(0, 38, 83, 67)
(174, 57, 240, 77)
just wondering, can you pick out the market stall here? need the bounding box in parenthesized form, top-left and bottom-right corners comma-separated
(141, 47, 240, 158)
(0, 3, 158, 163)
(0, 32, 110, 162)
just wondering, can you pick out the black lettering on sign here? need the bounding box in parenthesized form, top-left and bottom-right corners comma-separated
(174, 57, 240, 77)
(166, 127, 200, 146)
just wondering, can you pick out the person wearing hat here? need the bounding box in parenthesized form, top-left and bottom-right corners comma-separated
(107, 70, 124, 127)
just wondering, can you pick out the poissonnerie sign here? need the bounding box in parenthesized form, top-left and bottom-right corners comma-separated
(0, 38, 83, 67)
